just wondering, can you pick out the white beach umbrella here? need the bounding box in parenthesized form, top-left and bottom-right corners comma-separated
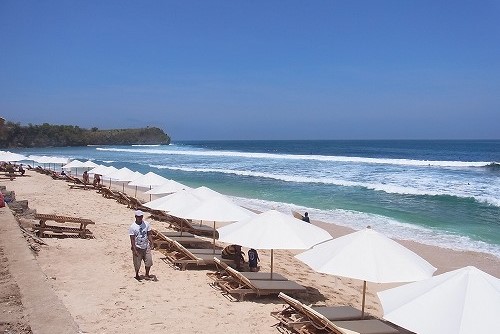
(128, 171, 169, 198)
(62, 159, 85, 169)
(145, 179, 191, 195)
(106, 167, 138, 192)
(0, 151, 28, 162)
(217, 210, 332, 278)
(82, 160, 98, 168)
(128, 171, 169, 188)
(99, 166, 120, 187)
(295, 227, 437, 317)
(170, 196, 257, 252)
(189, 186, 225, 200)
(378, 266, 500, 334)
(169, 196, 255, 223)
(106, 167, 134, 181)
(87, 165, 111, 176)
(143, 189, 202, 212)
(62, 159, 87, 175)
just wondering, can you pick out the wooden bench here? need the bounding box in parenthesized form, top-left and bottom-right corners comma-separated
(33, 213, 95, 239)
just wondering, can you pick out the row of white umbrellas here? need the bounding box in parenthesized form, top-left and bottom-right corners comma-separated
(143, 184, 499, 334)
(10, 154, 498, 333)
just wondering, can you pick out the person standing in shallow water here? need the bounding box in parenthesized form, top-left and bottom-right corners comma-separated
(129, 210, 154, 280)
(302, 212, 310, 223)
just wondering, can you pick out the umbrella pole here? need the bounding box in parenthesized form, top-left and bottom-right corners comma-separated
(270, 249, 274, 280)
(361, 280, 367, 319)
(149, 186, 152, 201)
(213, 221, 216, 254)
(135, 186, 137, 197)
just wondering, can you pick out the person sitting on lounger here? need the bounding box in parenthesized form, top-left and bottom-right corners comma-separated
(18, 164, 25, 176)
(222, 244, 245, 271)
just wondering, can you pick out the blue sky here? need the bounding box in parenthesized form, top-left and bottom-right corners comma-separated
(1, 1, 499, 140)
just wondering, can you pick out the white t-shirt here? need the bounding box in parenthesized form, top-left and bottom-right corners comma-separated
(129, 220, 151, 250)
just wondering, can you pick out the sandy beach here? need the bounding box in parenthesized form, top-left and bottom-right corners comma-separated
(1, 170, 499, 334)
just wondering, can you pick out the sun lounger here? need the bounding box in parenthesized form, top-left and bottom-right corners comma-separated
(208, 257, 289, 282)
(65, 175, 85, 184)
(33, 213, 95, 239)
(151, 229, 212, 250)
(100, 187, 123, 201)
(159, 240, 232, 271)
(151, 212, 218, 238)
(213, 258, 306, 301)
(68, 183, 101, 190)
(271, 293, 402, 334)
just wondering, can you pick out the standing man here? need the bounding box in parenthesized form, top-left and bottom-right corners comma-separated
(129, 210, 154, 280)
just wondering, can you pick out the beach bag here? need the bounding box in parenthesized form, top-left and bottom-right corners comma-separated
(0, 193, 4, 208)
(248, 248, 258, 266)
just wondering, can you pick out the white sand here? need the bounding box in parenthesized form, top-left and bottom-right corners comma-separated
(4, 170, 499, 333)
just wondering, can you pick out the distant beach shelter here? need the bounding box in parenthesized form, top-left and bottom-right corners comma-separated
(0, 151, 28, 162)
(295, 227, 436, 318)
(128, 171, 169, 197)
(378, 266, 500, 334)
(145, 179, 191, 196)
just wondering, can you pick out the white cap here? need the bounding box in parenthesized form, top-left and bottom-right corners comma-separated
(134, 210, 144, 217)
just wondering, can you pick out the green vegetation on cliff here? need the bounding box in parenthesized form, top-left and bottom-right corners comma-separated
(0, 119, 170, 148)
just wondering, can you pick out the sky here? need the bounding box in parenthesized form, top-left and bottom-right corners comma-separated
(1, 1, 499, 140)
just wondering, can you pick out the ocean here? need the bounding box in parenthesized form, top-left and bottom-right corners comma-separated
(13, 140, 500, 258)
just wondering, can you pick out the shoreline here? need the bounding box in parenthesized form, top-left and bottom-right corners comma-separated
(2, 170, 499, 333)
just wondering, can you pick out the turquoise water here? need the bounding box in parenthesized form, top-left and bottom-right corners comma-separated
(13, 140, 500, 258)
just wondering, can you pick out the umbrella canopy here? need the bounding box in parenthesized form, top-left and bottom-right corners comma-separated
(0, 151, 28, 162)
(106, 167, 136, 181)
(378, 266, 500, 334)
(143, 189, 202, 212)
(218, 210, 332, 277)
(82, 160, 99, 168)
(295, 227, 436, 317)
(169, 196, 255, 223)
(218, 210, 331, 249)
(145, 179, 191, 195)
(189, 186, 225, 200)
(128, 172, 169, 188)
(62, 159, 85, 169)
(87, 165, 114, 176)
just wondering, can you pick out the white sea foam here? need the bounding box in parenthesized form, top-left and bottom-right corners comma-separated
(131, 144, 161, 147)
(96, 147, 493, 168)
(231, 196, 500, 259)
(151, 165, 500, 207)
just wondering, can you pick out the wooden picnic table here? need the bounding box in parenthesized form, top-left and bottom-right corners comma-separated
(33, 213, 95, 238)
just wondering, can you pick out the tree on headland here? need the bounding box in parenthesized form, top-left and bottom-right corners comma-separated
(0, 119, 170, 148)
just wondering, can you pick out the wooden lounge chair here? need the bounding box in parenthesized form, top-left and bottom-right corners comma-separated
(213, 258, 306, 301)
(208, 257, 289, 282)
(160, 240, 231, 271)
(126, 195, 151, 211)
(148, 211, 217, 237)
(271, 293, 402, 334)
(168, 214, 219, 238)
(65, 175, 85, 184)
(33, 213, 95, 239)
(68, 183, 101, 190)
(100, 187, 122, 201)
(151, 229, 212, 250)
